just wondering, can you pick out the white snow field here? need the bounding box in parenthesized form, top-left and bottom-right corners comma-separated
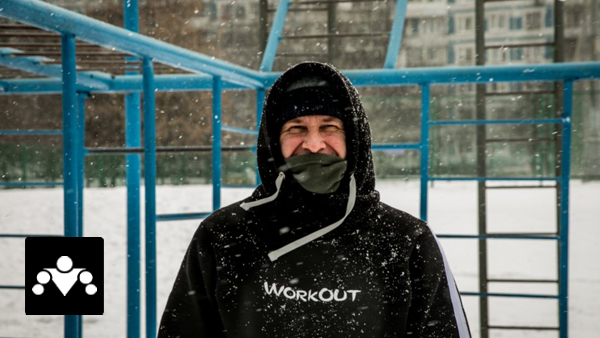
(1, 180, 598, 338)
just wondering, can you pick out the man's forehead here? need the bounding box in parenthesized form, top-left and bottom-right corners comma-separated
(285, 115, 343, 124)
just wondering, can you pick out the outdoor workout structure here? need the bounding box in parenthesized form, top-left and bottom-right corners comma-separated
(0, 0, 599, 338)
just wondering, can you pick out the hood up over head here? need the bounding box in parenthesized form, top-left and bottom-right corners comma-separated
(256, 62, 376, 198)
(241, 62, 380, 261)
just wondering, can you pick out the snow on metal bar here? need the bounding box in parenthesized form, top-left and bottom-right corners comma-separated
(429, 118, 564, 126)
(383, 0, 408, 69)
(0, 0, 265, 88)
(0, 48, 111, 89)
(222, 125, 258, 135)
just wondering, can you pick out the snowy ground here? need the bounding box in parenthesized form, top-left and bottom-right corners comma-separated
(1, 180, 598, 338)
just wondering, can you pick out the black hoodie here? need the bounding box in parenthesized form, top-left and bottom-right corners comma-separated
(158, 62, 471, 338)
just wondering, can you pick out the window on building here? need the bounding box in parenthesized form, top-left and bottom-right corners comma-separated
(510, 17, 523, 30)
(526, 12, 541, 30)
(236, 5, 246, 19)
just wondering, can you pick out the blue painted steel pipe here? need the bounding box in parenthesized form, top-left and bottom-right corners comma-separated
(461, 292, 559, 299)
(437, 234, 559, 240)
(383, 0, 408, 69)
(125, 93, 142, 338)
(419, 84, 430, 221)
(142, 57, 157, 338)
(124, 1, 141, 337)
(212, 76, 223, 211)
(77, 93, 86, 238)
(559, 80, 573, 338)
(156, 212, 213, 222)
(0, 130, 62, 135)
(259, 0, 290, 72)
(263, 62, 600, 88)
(0, 0, 264, 88)
(429, 118, 563, 126)
(429, 177, 560, 181)
(255, 89, 265, 186)
(0, 182, 63, 187)
(61, 33, 81, 338)
(371, 143, 420, 150)
(4, 62, 600, 95)
(222, 125, 258, 135)
(0, 48, 111, 90)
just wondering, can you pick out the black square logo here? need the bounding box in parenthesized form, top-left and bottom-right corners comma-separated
(25, 237, 104, 315)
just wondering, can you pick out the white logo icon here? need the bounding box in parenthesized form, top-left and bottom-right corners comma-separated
(32, 256, 97, 296)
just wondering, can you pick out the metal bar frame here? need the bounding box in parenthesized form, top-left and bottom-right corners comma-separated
(3, 62, 600, 95)
(383, 0, 408, 69)
(61, 32, 82, 338)
(123, 1, 142, 337)
(0, 3, 587, 338)
(0, 0, 264, 88)
(212, 76, 223, 210)
(142, 57, 157, 338)
(259, 0, 291, 71)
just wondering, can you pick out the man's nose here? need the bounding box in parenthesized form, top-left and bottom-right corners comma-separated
(302, 130, 326, 153)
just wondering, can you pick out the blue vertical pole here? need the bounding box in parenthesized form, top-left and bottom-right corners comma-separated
(142, 57, 157, 338)
(76, 93, 86, 238)
(255, 89, 265, 186)
(259, 0, 291, 71)
(212, 76, 222, 210)
(124, 1, 141, 338)
(419, 84, 430, 222)
(61, 32, 80, 338)
(559, 80, 572, 338)
(383, 0, 408, 69)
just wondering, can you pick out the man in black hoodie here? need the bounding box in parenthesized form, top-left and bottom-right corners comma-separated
(158, 62, 471, 338)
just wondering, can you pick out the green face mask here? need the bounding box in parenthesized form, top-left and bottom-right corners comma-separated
(284, 153, 347, 194)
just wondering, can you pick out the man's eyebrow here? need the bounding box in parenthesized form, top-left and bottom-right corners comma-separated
(285, 118, 304, 124)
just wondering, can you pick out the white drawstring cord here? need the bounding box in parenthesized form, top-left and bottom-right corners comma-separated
(240, 172, 285, 211)
(268, 174, 356, 262)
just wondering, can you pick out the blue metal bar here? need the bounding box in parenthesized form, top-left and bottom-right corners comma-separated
(0, 130, 62, 135)
(142, 57, 157, 338)
(259, 0, 291, 72)
(429, 177, 560, 181)
(559, 80, 573, 338)
(461, 292, 559, 299)
(0, 234, 62, 238)
(419, 84, 430, 221)
(124, 2, 141, 338)
(212, 76, 223, 211)
(4, 62, 600, 95)
(222, 125, 258, 135)
(263, 62, 600, 87)
(76, 93, 86, 238)
(61, 32, 81, 338)
(371, 143, 420, 150)
(383, 0, 408, 69)
(156, 212, 213, 222)
(0, 49, 111, 90)
(222, 184, 258, 189)
(255, 88, 265, 186)
(429, 118, 563, 126)
(142, 58, 156, 338)
(0, 182, 63, 187)
(0, 285, 26, 289)
(437, 234, 559, 240)
(0, 0, 264, 88)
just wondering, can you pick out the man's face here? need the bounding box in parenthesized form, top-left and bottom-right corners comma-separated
(279, 115, 346, 159)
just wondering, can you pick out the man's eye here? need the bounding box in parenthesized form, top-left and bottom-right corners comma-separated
(288, 126, 305, 132)
(322, 125, 341, 132)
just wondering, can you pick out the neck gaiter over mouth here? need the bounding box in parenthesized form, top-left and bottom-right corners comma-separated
(284, 153, 347, 194)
